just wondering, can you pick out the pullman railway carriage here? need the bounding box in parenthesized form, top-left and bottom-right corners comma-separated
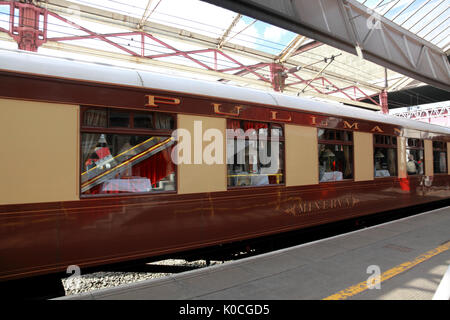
(0, 49, 449, 282)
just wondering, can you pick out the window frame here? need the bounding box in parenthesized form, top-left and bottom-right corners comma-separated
(80, 106, 177, 198)
(373, 134, 398, 179)
(226, 119, 286, 190)
(81, 107, 175, 137)
(317, 128, 354, 183)
(432, 140, 448, 175)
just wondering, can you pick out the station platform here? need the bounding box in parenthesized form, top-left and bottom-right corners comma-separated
(58, 206, 450, 300)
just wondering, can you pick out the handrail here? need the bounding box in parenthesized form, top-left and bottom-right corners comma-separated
(81, 137, 174, 192)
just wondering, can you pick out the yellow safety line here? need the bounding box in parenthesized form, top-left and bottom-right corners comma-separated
(81, 137, 173, 188)
(228, 174, 283, 177)
(323, 241, 450, 300)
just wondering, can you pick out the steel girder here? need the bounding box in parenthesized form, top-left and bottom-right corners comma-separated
(392, 106, 449, 120)
(36, 0, 382, 92)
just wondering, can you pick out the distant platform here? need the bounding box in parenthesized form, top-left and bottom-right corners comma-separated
(57, 206, 450, 300)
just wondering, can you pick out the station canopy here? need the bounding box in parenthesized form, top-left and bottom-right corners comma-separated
(0, 0, 448, 111)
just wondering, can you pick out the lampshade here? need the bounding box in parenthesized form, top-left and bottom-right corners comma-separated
(375, 151, 385, 158)
(99, 134, 107, 144)
(323, 149, 335, 157)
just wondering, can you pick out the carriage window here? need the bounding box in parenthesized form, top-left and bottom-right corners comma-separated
(374, 134, 397, 178)
(227, 120, 284, 187)
(155, 113, 174, 130)
(109, 111, 130, 128)
(81, 107, 175, 195)
(134, 113, 154, 129)
(318, 129, 353, 182)
(433, 141, 448, 174)
(82, 108, 107, 127)
(406, 138, 424, 176)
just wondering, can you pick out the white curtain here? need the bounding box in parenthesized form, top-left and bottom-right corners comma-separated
(81, 109, 108, 171)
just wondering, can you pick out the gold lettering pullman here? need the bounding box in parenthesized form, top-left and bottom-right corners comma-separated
(145, 95, 181, 107)
(270, 111, 292, 122)
(343, 121, 359, 130)
(213, 103, 243, 116)
(142, 94, 402, 135)
(371, 125, 384, 133)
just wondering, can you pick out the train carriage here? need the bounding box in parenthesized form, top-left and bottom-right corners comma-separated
(0, 49, 449, 281)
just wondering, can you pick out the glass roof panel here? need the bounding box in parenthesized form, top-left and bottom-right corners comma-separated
(67, 0, 298, 56)
(356, 0, 449, 51)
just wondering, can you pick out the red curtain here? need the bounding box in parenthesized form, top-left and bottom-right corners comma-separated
(132, 147, 175, 187)
(243, 121, 268, 131)
(227, 120, 241, 130)
(227, 120, 267, 131)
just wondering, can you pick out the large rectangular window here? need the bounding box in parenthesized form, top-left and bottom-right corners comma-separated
(374, 134, 397, 178)
(227, 120, 284, 187)
(406, 138, 424, 176)
(318, 129, 353, 182)
(433, 141, 448, 174)
(81, 107, 176, 195)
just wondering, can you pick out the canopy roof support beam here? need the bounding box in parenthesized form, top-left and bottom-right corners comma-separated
(31, 0, 382, 92)
(200, 0, 450, 91)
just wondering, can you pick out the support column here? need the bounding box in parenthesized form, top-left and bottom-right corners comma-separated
(379, 89, 389, 114)
(10, 1, 47, 52)
(269, 63, 287, 92)
(380, 68, 389, 114)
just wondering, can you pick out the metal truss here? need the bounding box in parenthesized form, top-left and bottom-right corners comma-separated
(0, 0, 384, 110)
(391, 106, 450, 120)
(200, 0, 450, 92)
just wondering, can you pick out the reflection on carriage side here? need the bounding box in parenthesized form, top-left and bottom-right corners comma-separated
(406, 138, 424, 176)
(226, 120, 284, 187)
(433, 141, 448, 174)
(373, 134, 397, 178)
(81, 107, 176, 195)
(318, 129, 353, 182)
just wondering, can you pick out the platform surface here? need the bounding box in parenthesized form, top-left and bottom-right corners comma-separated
(58, 206, 450, 300)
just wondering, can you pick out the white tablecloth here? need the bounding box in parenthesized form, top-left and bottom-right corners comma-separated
(101, 178, 152, 192)
(320, 171, 343, 182)
(375, 169, 390, 177)
(251, 175, 269, 186)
